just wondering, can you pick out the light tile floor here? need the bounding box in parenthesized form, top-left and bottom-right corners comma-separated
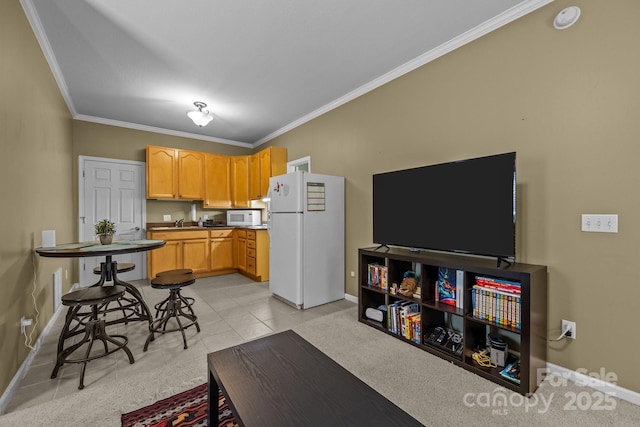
(4, 273, 356, 414)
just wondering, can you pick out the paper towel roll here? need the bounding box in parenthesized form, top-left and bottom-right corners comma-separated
(190, 203, 197, 221)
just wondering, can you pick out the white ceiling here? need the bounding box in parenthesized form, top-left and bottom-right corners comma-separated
(22, 0, 551, 148)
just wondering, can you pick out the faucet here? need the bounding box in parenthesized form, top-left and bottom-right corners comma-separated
(175, 218, 184, 228)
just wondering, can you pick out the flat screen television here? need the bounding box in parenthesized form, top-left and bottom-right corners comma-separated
(373, 152, 516, 261)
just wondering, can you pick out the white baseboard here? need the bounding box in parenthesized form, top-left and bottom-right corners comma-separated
(0, 282, 79, 415)
(344, 293, 358, 304)
(546, 362, 640, 406)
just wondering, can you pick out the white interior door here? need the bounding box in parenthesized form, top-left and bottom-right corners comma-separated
(79, 156, 146, 286)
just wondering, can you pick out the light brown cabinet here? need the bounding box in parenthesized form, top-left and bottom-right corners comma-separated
(148, 145, 286, 205)
(231, 156, 251, 208)
(210, 229, 234, 271)
(204, 153, 231, 208)
(178, 150, 205, 200)
(244, 229, 269, 282)
(146, 145, 204, 200)
(182, 236, 210, 274)
(147, 230, 210, 277)
(147, 228, 269, 281)
(146, 146, 178, 199)
(249, 147, 287, 200)
(235, 229, 247, 271)
(148, 240, 181, 276)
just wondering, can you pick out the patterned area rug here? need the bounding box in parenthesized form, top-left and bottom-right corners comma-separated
(121, 383, 238, 427)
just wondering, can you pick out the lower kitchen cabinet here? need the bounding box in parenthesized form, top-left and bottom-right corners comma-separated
(245, 229, 269, 282)
(235, 229, 247, 272)
(147, 230, 210, 277)
(211, 229, 234, 271)
(147, 227, 269, 281)
(148, 240, 181, 275)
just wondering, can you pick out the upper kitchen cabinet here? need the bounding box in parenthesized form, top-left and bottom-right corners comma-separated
(204, 153, 231, 208)
(231, 155, 251, 208)
(250, 147, 287, 200)
(146, 146, 177, 199)
(178, 150, 205, 199)
(146, 145, 204, 200)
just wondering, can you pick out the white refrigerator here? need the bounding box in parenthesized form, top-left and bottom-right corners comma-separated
(268, 171, 345, 309)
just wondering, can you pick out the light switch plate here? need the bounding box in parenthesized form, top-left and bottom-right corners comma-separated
(581, 214, 618, 233)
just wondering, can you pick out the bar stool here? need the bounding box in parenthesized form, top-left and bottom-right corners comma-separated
(52, 285, 134, 390)
(144, 272, 200, 351)
(153, 269, 194, 317)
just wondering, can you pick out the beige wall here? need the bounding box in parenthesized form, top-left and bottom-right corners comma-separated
(0, 1, 74, 395)
(268, 0, 640, 391)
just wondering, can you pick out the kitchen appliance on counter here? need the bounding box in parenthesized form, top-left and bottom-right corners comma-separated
(226, 210, 261, 227)
(268, 171, 345, 309)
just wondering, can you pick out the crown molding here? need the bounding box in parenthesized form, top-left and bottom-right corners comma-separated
(20, 0, 76, 117)
(253, 0, 553, 147)
(74, 115, 252, 148)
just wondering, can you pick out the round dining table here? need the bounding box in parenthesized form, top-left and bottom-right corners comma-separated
(36, 239, 165, 326)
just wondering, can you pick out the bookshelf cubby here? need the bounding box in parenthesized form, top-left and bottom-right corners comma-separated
(359, 247, 547, 395)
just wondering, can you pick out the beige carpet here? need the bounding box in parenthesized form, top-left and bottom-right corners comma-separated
(1, 307, 638, 426)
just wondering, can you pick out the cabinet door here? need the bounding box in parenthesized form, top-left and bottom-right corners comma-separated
(148, 240, 181, 277)
(204, 153, 231, 208)
(254, 230, 270, 281)
(231, 156, 250, 208)
(178, 150, 204, 200)
(182, 238, 210, 274)
(236, 237, 247, 271)
(211, 238, 234, 270)
(249, 152, 261, 200)
(146, 146, 178, 199)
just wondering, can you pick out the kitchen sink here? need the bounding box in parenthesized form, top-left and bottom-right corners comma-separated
(150, 226, 203, 231)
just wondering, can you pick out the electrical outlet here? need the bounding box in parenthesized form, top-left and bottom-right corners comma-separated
(562, 319, 576, 339)
(163, 214, 171, 222)
(20, 316, 33, 334)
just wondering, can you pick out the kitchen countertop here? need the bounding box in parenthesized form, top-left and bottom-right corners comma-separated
(147, 225, 267, 231)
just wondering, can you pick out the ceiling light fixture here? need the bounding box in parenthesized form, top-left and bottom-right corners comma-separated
(553, 6, 581, 30)
(187, 101, 214, 127)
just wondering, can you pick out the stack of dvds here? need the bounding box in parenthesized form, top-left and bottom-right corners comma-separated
(367, 263, 388, 290)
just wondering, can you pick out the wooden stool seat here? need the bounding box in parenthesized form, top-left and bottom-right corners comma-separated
(144, 273, 200, 351)
(156, 268, 193, 276)
(53, 285, 134, 390)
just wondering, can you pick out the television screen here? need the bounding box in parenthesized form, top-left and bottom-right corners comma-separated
(373, 152, 516, 259)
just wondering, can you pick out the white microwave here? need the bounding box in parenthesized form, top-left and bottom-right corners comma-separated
(227, 210, 262, 227)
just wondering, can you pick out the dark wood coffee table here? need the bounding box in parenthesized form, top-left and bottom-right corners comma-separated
(207, 330, 423, 426)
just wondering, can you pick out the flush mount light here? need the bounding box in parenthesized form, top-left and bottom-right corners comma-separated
(187, 101, 214, 127)
(553, 6, 581, 30)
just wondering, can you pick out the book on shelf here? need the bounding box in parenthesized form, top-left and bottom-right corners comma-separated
(387, 300, 419, 337)
(471, 285, 521, 330)
(500, 360, 521, 384)
(367, 263, 388, 290)
(475, 276, 521, 295)
(437, 267, 463, 307)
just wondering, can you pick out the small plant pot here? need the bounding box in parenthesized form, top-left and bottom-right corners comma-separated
(99, 234, 113, 245)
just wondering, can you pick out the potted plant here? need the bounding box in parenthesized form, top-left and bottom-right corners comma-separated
(95, 219, 116, 245)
